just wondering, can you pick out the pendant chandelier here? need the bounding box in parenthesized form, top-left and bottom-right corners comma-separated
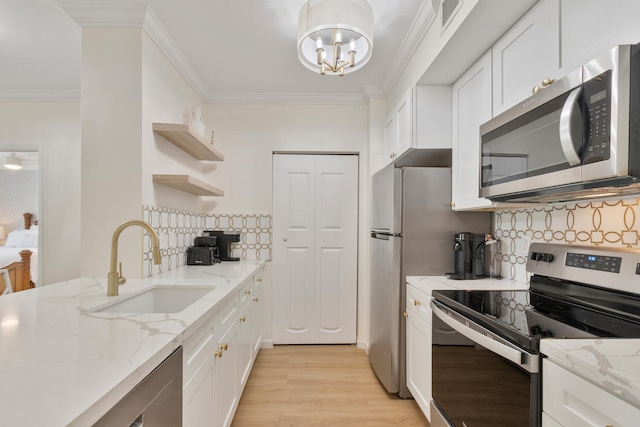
(297, 0, 374, 76)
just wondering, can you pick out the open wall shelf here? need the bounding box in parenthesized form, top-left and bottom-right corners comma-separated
(153, 174, 224, 196)
(152, 123, 224, 161)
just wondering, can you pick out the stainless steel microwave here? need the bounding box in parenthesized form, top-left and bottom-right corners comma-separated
(480, 43, 640, 203)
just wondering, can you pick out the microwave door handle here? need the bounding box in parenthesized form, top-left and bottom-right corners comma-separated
(559, 86, 583, 166)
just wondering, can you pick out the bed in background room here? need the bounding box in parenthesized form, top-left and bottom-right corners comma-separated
(0, 213, 37, 294)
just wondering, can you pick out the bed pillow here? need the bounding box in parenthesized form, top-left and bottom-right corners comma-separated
(4, 229, 38, 248)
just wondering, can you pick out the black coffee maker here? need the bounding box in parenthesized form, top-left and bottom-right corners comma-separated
(446, 232, 490, 280)
(203, 230, 241, 261)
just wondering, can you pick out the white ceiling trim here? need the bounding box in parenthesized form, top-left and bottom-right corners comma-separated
(56, 2, 149, 27)
(142, 9, 210, 101)
(362, 86, 386, 102)
(381, 0, 436, 93)
(0, 90, 80, 102)
(205, 92, 367, 105)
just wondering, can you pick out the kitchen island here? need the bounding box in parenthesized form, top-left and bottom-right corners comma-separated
(0, 260, 265, 427)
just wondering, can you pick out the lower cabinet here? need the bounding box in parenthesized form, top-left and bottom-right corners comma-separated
(542, 359, 640, 427)
(405, 283, 433, 422)
(182, 265, 265, 427)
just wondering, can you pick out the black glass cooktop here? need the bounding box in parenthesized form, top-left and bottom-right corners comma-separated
(432, 276, 640, 353)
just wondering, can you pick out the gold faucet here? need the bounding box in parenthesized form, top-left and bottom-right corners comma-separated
(107, 220, 161, 296)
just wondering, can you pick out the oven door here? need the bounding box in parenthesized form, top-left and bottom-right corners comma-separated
(430, 300, 540, 427)
(480, 67, 584, 200)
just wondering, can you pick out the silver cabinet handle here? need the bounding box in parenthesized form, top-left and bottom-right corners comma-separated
(559, 86, 583, 166)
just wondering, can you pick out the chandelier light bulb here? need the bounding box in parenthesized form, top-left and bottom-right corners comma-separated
(335, 30, 342, 44)
(316, 36, 323, 49)
(349, 38, 356, 52)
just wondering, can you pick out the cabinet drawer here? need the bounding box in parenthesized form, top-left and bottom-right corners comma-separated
(238, 278, 253, 308)
(543, 359, 640, 427)
(218, 296, 239, 333)
(406, 284, 431, 323)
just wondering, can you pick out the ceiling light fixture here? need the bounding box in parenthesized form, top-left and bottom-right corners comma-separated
(297, 0, 374, 76)
(4, 153, 22, 170)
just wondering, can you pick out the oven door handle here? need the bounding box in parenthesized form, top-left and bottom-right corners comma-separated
(431, 300, 539, 374)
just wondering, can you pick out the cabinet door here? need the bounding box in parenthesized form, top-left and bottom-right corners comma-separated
(251, 285, 264, 358)
(560, 0, 640, 75)
(384, 113, 398, 164)
(415, 85, 452, 150)
(543, 359, 640, 427)
(183, 351, 215, 427)
(452, 50, 494, 210)
(215, 325, 238, 427)
(541, 413, 563, 427)
(492, 0, 560, 116)
(396, 89, 413, 155)
(405, 308, 432, 421)
(237, 303, 253, 393)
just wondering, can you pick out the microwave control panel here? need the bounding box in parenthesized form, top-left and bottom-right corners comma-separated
(582, 70, 612, 164)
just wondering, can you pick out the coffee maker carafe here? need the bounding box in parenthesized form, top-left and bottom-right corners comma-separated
(446, 232, 491, 280)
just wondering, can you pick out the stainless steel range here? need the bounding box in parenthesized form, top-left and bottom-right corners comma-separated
(430, 243, 640, 427)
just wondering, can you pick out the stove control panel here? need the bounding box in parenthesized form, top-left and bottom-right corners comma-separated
(565, 252, 621, 273)
(527, 243, 640, 295)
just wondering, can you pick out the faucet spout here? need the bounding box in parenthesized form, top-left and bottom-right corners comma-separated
(107, 220, 161, 296)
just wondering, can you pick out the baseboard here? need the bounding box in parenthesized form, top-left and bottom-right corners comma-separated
(357, 338, 369, 354)
(260, 339, 274, 349)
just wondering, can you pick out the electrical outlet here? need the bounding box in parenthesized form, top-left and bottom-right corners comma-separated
(519, 235, 532, 257)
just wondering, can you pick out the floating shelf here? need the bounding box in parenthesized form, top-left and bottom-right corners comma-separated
(153, 174, 224, 197)
(152, 123, 224, 161)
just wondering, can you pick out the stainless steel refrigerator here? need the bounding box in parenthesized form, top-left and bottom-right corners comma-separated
(369, 165, 490, 397)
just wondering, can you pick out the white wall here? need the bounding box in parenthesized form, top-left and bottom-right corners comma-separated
(0, 101, 81, 284)
(141, 32, 206, 214)
(202, 103, 371, 347)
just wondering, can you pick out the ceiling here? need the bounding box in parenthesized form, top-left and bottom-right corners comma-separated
(0, 0, 429, 103)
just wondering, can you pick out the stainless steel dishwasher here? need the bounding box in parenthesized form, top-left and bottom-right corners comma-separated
(93, 347, 183, 427)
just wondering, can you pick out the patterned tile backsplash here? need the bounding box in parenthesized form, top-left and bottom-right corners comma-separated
(494, 197, 640, 284)
(142, 205, 272, 277)
(489, 197, 640, 329)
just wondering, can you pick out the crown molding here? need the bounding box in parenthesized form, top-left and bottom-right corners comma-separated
(362, 86, 386, 102)
(142, 9, 210, 101)
(381, 0, 437, 93)
(0, 90, 80, 102)
(205, 92, 367, 105)
(56, 2, 149, 27)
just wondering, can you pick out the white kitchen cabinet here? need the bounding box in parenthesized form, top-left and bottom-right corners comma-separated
(492, 0, 560, 116)
(215, 322, 238, 427)
(452, 50, 495, 211)
(405, 283, 432, 422)
(560, 0, 640, 75)
(542, 359, 640, 427)
(182, 266, 265, 427)
(384, 86, 452, 166)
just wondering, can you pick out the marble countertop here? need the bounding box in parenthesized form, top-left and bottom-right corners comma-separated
(0, 260, 265, 427)
(541, 339, 640, 408)
(407, 275, 529, 294)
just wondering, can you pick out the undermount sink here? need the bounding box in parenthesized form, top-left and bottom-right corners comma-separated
(93, 285, 217, 313)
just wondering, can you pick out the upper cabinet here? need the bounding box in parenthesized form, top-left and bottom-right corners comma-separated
(559, 0, 640, 75)
(384, 86, 452, 167)
(492, 0, 560, 116)
(452, 51, 494, 211)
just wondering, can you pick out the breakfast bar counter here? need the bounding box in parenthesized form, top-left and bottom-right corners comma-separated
(0, 260, 264, 427)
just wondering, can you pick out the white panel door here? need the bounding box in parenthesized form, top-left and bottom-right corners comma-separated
(273, 154, 358, 344)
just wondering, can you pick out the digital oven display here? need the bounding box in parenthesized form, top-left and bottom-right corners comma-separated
(590, 89, 607, 104)
(565, 252, 621, 273)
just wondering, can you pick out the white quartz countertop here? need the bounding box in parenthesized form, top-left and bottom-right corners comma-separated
(541, 339, 640, 408)
(0, 260, 265, 427)
(407, 275, 529, 294)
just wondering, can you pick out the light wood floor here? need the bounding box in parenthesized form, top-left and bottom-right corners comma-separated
(232, 345, 429, 427)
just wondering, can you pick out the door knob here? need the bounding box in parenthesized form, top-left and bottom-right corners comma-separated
(283, 237, 288, 241)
